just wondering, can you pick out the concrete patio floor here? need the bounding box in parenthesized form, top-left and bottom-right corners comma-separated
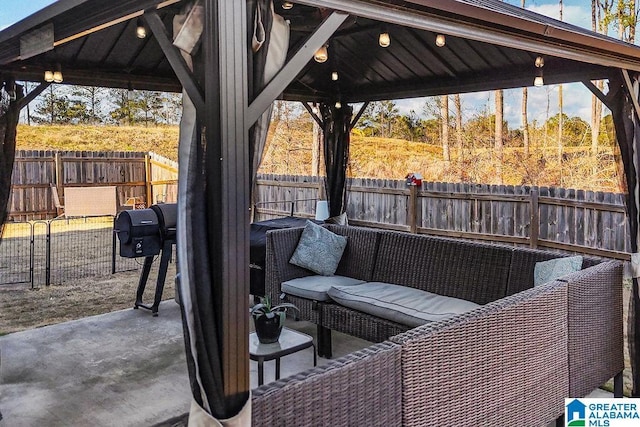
(0, 300, 612, 426)
(0, 300, 370, 426)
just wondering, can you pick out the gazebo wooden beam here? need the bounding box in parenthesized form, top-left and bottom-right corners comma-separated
(623, 69, 640, 122)
(143, 11, 205, 114)
(302, 102, 323, 126)
(582, 80, 609, 107)
(17, 81, 50, 110)
(350, 101, 369, 129)
(246, 11, 349, 128)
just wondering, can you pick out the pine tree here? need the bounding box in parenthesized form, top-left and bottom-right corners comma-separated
(72, 86, 105, 124)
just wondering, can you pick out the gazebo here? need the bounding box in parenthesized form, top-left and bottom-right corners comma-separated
(2, 0, 640, 424)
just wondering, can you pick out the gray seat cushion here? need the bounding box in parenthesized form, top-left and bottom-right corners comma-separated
(282, 275, 366, 301)
(327, 282, 481, 327)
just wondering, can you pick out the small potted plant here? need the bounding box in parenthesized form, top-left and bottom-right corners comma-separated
(250, 296, 298, 344)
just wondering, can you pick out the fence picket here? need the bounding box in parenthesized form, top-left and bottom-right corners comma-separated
(8, 151, 177, 221)
(253, 175, 632, 259)
(8, 165, 634, 262)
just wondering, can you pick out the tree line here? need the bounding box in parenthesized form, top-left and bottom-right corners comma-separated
(22, 84, 182, 126)
(351, 99, 613, 148)
(353, 0, 637, 184)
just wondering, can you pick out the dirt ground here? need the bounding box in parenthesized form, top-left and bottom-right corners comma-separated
(0, 265, 176, 335)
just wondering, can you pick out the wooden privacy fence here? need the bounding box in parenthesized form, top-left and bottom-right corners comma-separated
(8, 150, 178, 221)
(254, 174, 632, 260)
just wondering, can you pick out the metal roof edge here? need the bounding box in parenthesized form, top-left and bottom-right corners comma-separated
(404, 0, 640, 60)
(0, 0, 90, 44)
(295, 0, 640, 72)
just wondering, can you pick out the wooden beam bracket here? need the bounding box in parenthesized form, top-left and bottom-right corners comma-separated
(350, 101, 369, 129)
(582, 80, 609, 108)
(17, 81, 50, 110)
(246, 11, 349, 128)
(143, 11, 205, 114)
(622, 69, 640, 122)
(302, 102, 323, 126)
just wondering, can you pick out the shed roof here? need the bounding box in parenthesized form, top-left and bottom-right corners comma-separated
(1, 0, 639, 101)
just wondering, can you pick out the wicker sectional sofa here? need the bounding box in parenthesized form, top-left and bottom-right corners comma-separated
(255, 224, 624, 425)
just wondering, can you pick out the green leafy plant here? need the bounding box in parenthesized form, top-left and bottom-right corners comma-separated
(250, 296, 298, 323)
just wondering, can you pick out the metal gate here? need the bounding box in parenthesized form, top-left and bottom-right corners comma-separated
(0, 222, 33, 287)
(0, 216, 141, 288)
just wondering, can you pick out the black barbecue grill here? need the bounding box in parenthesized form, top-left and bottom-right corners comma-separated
(151, 203, 177, 241)
(115, 203, 177, 316)
(115, 208, 162, 258)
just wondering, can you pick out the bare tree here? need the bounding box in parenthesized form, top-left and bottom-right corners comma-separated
(440, 95, 450, 162)
(522, 87, 530, 156)
(311, 103, 322, 176)
(545, 87, 551, 148)
(615, 0, 637, 41)
(557, 0, 564, 164)
(591, 0, 603, 155)
(521, 0, 530, 156)
(495, 89, 504, 183)
(454, 94, 463, 157)
(630, 0, 637, 42)
(619, 0, 625, 38)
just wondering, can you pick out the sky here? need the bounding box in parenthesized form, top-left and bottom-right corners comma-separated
(395, 0, 603, 125)
(0, 0, 56, 31)
(0, 0, 622, 126)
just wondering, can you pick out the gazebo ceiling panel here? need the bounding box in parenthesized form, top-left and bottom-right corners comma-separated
(0, 0, 639, 101)
(71, 27, 123, 65)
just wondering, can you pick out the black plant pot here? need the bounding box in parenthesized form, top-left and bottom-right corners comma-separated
(253, 315, 283, 344)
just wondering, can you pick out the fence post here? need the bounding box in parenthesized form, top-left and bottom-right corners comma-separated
(530, 188, 539, 249)
(54, 151, 63, 186)
(45, 221, 51, 286)
(112, 216, 117, 274)
(144, 154, 152, 207)
(54, 151, 64, 212)
(317, 178, 325, 200)
(29, 222, 35, 289)
(408, 184, 418, 234)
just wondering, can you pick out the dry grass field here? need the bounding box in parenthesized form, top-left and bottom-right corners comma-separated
(16, 124, 180, 161)
(16, 124, 624, 192)
(0, 269, 176, 335)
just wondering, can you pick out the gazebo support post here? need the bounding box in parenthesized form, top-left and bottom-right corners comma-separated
(202, 0, 251, 416)
(608, 69, 640, 397)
